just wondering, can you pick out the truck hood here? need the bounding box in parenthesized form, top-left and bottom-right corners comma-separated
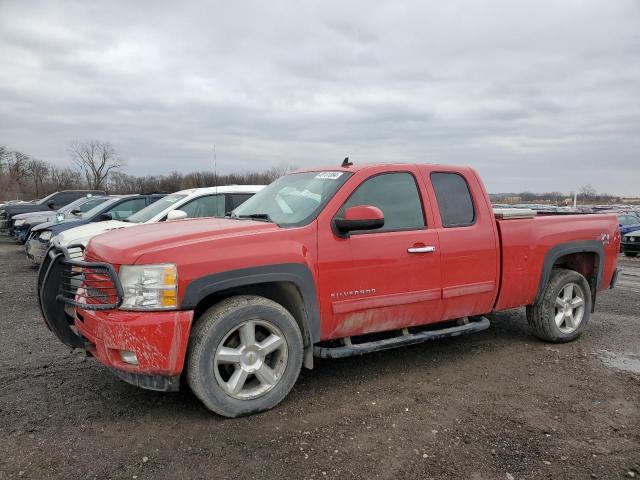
(56, 220, 131, 247)
(87, 218, 278, 264)
(12, 210, 51, 221)
(3, 204, 50, 217)
(33, 218, 87, 234)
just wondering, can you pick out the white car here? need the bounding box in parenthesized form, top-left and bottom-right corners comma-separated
(46, 185, 264, 261)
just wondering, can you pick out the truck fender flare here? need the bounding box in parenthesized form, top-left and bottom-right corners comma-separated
(181, 263, 321, 344)
(534, 240, 604, 304)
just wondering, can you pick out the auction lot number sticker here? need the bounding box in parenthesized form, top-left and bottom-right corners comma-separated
(315, 172, 344, 180)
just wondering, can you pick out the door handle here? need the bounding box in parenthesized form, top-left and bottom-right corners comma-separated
(407, 245, 436, 254)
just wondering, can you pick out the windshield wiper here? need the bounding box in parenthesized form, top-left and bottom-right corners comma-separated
(236, 213, 275, 223)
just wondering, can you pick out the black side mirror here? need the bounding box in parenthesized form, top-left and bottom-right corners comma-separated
(47, 201, 55, 209)
(70, 209, 81, 215)
(98, 212, 113, 221)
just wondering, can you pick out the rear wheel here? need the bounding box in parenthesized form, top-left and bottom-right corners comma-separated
(526, 268, 592, 343)
(187, 295, 303, 417)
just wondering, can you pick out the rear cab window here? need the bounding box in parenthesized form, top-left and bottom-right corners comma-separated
(430, 172, 476, 227)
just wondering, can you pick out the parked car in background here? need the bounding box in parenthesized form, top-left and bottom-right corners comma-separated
(621, 230, 640, 257)
(47, 185, 264, 261)
(11, 196, 109, 243)
(618, 213, 640, 236)
(26, 194, 165, 263)
(0, 190, 105, 234)
(39, 163, 620, 417)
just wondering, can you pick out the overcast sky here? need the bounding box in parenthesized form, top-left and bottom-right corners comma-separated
(1, 1, 639, 194)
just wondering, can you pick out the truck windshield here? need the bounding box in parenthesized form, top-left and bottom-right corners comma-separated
(126, 194, 188, 224)
(233, 171, 351, 227)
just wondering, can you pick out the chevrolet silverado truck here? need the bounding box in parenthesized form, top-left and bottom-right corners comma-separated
(39, 163, 621, 417)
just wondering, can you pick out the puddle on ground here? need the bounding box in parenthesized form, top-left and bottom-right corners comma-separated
(598, 350, 640, 374)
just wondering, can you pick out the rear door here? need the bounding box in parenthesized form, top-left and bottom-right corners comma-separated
(421, 167, 500, 319)
(179, 194, 226, 218)
(316, 167, 443, 340)
(103, 197, 149, 221)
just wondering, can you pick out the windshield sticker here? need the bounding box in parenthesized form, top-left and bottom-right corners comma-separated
(315, 172, 344, 180)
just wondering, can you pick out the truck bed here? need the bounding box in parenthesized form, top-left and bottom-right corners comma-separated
(493, 213, 619, 311)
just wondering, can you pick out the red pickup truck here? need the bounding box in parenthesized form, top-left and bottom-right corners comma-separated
(39, 162, 621, 417)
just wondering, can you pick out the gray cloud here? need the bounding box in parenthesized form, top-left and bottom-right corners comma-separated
(0, 0, 639, 194)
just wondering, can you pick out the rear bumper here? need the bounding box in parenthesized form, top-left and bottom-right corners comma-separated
(74, 308, 194, 378)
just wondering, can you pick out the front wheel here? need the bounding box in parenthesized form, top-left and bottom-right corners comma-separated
(526, 268, 592, 343)
(187, 295, 303, 417)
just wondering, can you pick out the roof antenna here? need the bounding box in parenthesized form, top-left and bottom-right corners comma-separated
(213, 144, 218, 189)
(341, 156, 353, 167)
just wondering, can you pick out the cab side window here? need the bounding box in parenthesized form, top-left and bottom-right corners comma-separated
(431, 172, 476, 227)
(51, 193, 74, 209)
(228, 193, 254, 211)
(107, 198, 148, 220)
(338, 172, 425, 232)
(180, 195, 226, 218)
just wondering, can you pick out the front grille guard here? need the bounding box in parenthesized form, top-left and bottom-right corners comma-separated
(47, 246, 124, 311)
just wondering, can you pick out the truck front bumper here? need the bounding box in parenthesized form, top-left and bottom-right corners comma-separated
(26, 236, 48, 264)
(38, 248, 194, 391)
(621, 241, 640, 254)
(74, 308, 194, 381)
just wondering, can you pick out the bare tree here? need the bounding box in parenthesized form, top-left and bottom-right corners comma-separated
(579, 184, 597, 201)
(26, 158, 50, 196)
(49, 166, 83, 191)
(6, 151, 30, 197)
(69, 140, 125, 190)
(0, 145, 11, 175)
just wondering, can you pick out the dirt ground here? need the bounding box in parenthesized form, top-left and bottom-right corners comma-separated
(0, 235, 638, 480)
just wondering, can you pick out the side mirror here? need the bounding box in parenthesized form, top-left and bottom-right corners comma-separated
(47, 201, 55, 209)
(98, 212, 113, 221)
(166, 209, 188, 221)
(334, 205, 384, 237)
(70, 209, 81, 215)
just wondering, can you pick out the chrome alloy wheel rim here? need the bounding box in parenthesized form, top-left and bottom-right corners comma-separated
(554, 283, 586, 334)
(213, 320, 288, 400)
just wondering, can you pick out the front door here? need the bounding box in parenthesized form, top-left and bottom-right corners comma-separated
(316, 169, 443, 340)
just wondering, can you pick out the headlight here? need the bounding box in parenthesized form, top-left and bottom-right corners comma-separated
(39, 230, 52, 241)
(14, 219, 26, 226)
(119, 264, 178, 310)
(629, 237, 636, 242)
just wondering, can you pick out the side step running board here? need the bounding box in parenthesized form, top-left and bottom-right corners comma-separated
(313, 317, 490, 359)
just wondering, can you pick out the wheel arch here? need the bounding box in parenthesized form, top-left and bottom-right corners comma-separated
(181, 264, 320, 368)
(535, 240, 604, 309)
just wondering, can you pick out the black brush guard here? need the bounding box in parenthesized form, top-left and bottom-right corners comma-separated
(38, 246, 123, 349)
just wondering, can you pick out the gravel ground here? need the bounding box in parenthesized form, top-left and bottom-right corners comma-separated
(0, 235, 638, 480)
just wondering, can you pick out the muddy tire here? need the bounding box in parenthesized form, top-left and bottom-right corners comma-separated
(526, 268, 592, 343)
(187, 295, 303, 417)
